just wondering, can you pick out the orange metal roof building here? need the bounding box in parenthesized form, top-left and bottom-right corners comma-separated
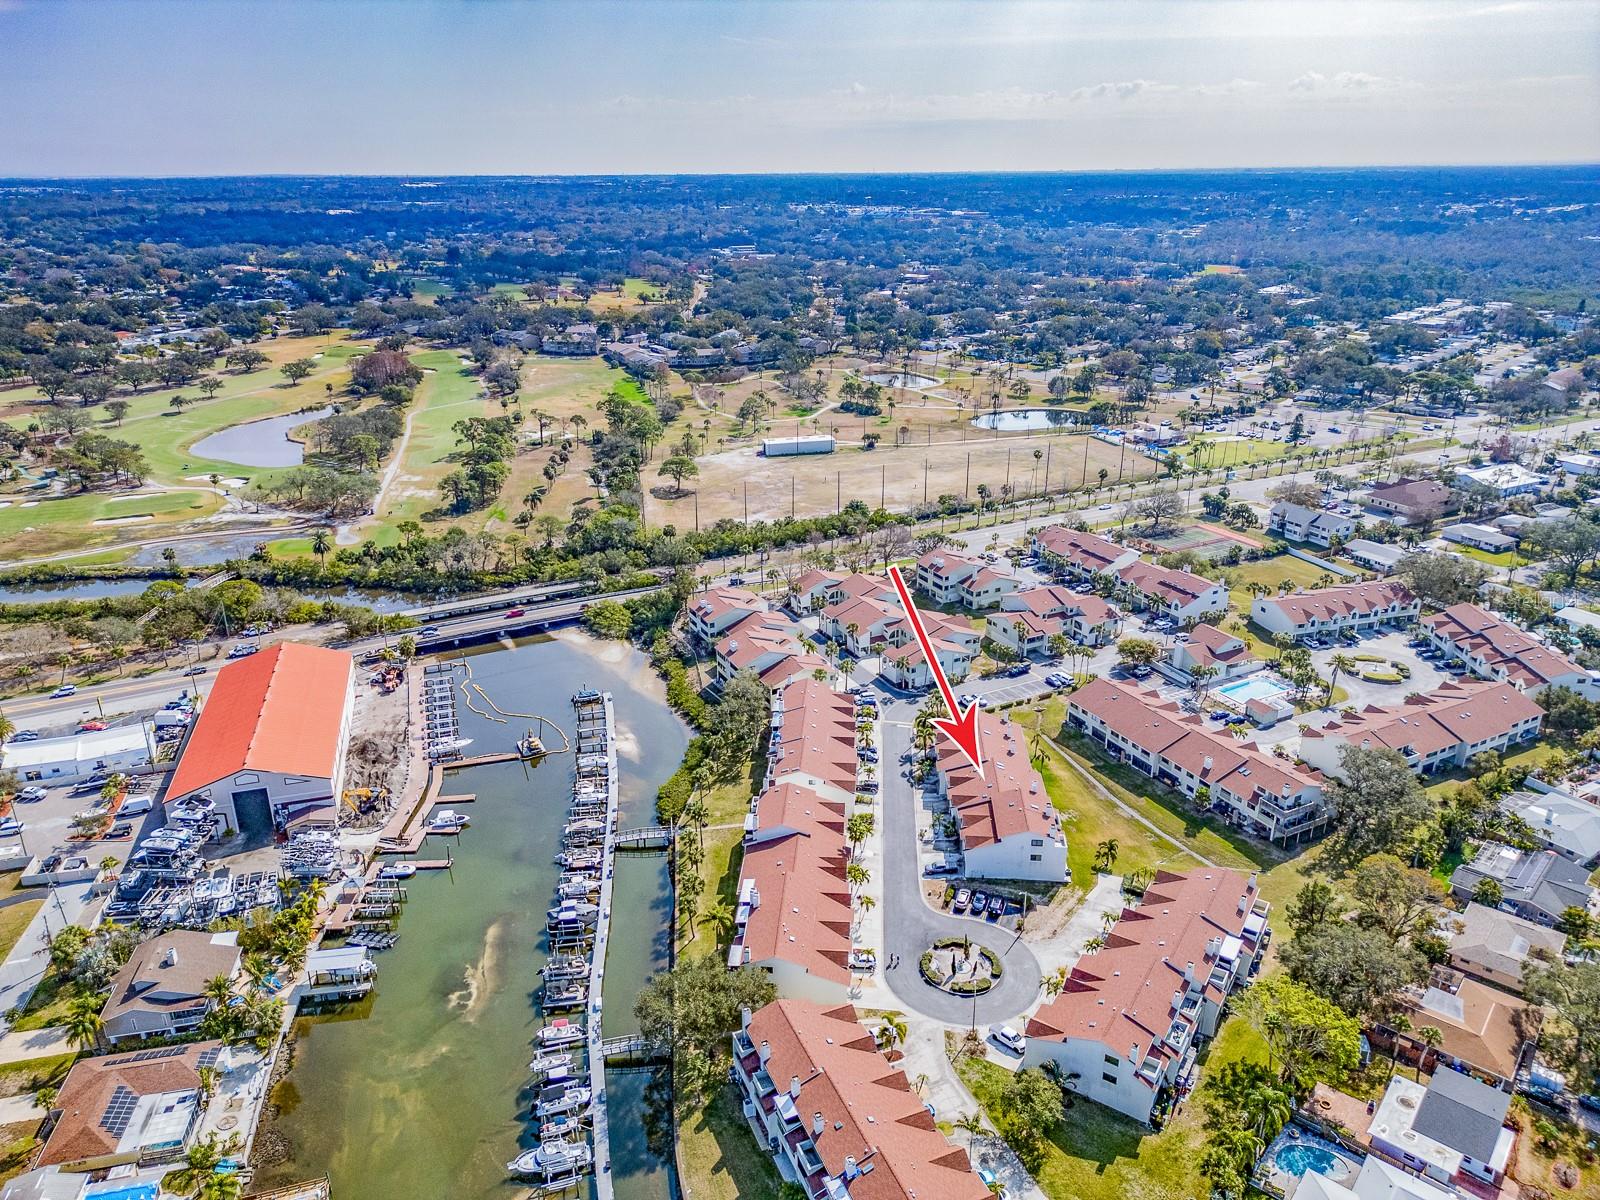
(168, 642, 354, 799)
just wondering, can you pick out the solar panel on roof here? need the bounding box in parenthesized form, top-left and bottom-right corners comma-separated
(198, 1047, 221, 1069)
(99, 1084, 138, 1136)
(114, 1046, 186, 1065)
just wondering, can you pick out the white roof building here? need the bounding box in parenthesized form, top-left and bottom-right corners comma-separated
(2, 725, 151, 785)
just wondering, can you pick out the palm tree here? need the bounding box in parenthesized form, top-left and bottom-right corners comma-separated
(1042, 965, 1070, 998)
(878, 1013, 908, 1050)
(954, 1111, 987, 1153)
(1415, 1026, 1444, 1079)
(64, 995, 103, 1051)
(0, 710, 13, 746)
(1241, 1080, 1293, 1142)
(846, 861, 870, 891)
(1093, 839, 1119, 874)
(696, 900, 737, 942)
(161, 1133, 241, 1197)
(310, 527, 332, 565)
(1327, 652, 1356, 706)
(202, 974, 234, 1006)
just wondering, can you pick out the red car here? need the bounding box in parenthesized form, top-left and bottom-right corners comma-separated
(77, 720, 108, 732)
(505, 608, 526, 618)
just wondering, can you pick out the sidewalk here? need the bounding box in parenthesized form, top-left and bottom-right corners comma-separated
(0, 1026, 73, 1065)
(0, 882, 98, 1023)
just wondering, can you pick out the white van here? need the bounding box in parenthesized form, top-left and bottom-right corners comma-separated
(120, 795, 154, 817)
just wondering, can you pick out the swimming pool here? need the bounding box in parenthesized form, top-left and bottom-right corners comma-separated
(1216, 676, 1292, 706)
(1271, 1141, 1355, 1182)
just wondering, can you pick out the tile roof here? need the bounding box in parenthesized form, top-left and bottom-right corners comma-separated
(770, 679, 859, 794)
(1180, 623, 1256, 670)
(1254, 580, 1416, 626)
(1026, 869, 1259, 1068)
(743, 1000, 990, 1200)
(1424, 603, 1586, 690)
(1114, 560, 1221, 606)
(738, 835, 854, 984)
(1034, 526, 1132, 573)
(167, 642, 352, 799)
(1301, 679, 1544, 760)
(936, 712, 1057, 847)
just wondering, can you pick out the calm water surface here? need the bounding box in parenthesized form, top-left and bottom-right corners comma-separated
(253, 632, 688, 1200)
(189, 406, 334, 468)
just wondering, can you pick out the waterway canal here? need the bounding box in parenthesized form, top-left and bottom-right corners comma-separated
(252, 631, 687, 1200)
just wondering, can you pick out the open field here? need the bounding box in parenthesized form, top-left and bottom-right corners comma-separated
(370, 349, 496, 532)
(650, 430, 1158, 525)
(0, 488, 223, 558)
(1220, 552, 1340, 610)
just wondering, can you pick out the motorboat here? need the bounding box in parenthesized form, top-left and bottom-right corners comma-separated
(559, 849, 602, 869)
(541, 954, 589, 981)
(535, 1082, 593, 1118)
(547, 901, 598, 928)
(506, 1138, 592, 1180)
(426, 809, 471, 834)
(528, 1050, 573, 1076)
(564, 818, 606, 837)
(377, 863, 417, 880)
(556, 879, 598, 900)
(538, 1113, 590, 1143)
(536, 1019, 585, 1048)
(541, 981, 587, 1011)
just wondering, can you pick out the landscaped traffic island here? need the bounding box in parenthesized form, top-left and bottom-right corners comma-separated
(920, 937, 1004, 995)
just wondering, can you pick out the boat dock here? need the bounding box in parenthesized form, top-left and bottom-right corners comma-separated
(585, 690, 620, 1200)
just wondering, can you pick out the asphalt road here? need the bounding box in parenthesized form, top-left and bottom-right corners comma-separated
(875, 710, 1042, 1024)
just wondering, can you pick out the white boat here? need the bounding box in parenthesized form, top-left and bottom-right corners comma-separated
(427, 736, 473, 751)
(426, 809, 471, 833)
(507, 1138, 593, 1180)
(556, 879, 597, 900)
(536, 1019, 585, 1048)
(535, 1084, 593, 1117)
(378, 863, 417, 880)
(528, 1051, 573, 1075)
(547, 901, 598, 927)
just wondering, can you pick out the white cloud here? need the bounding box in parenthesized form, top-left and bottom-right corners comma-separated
(1289, 70, 1407, 92)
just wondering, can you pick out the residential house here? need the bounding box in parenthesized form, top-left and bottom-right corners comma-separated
(765, 678, 861, 804)
(914, 549, 1019, 610)
(788, 568, 847, 614)
(36, 1041, 226, 1170)
(1022, 869, 1270, 1123)
(1066, 679, 1331, 843)
(1170, 624, 1261, 682)
(1499, 788, 1600, 865)
(1269, 500, 1357, 548)
(1421, 603, 1600, 699)
(1250, 580, 1420, 642)
(1447, 903, 1567, 992)
(1298, 1156, 1459, 1200)
(1031, 526, 1139, 580)
(99, 931, 241, 1044)
(1365, 1071, 1516, 1189)
(1441, 522, 1517, 553)
(1342, 539, 1408, 575)
(714, 613, 807, 687)
(1458, 462, 1549, 498)
(688, 586, 768, 643)
(1364, 477, 1452, 524)
(932, 711, 1066, 882)
(1555, 451, 1600, 478)
(732, 1000, 990, 1200)
(1299, 681, 1544, 778)
(987, 587, 1123, 658)
(819, 593, 902, 658)
(1113, 561, 1229, 624)
(1449, 843, 1596, 927)
(730, 831, 855, 1002)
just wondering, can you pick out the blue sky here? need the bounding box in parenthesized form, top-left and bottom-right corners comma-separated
(1, 0, 1596, 175)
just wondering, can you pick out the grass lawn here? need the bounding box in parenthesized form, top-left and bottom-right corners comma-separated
(675, 1080, 786, 1200)
(0, 1054, 75, 1101)
(1220, 554, 1336, 612)
(10, 967, 82, 1032)
(0, 489, 221, 559)
(0, 898, 44, 966)
(678, 762, 760, 963)
(0, 1120, 43, 1189)
(372, 350, 495, 528)
(1451, 545, 1526, 571)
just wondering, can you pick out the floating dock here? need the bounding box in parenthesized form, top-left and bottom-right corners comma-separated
(584, 690, 620, 1200)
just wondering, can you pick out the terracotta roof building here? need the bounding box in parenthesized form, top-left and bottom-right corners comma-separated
(1023, 869, 1270, 1122)
(1031, 526, 1140, 579)
(166, 642, 354, 836)
(733, 1000, 989, 1200)
(1298, 679, 1544, 778)
(1250, 580, 1419, 642)
(933, 712, 1066, 881)
(1422, 602, 1599, 698)
(1113, 561, 1230, 623)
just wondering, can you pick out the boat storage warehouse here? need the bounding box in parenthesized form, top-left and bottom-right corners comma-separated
(166, 642, 355, 836)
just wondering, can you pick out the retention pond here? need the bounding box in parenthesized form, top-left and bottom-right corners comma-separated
(252, 631, 687, 1200)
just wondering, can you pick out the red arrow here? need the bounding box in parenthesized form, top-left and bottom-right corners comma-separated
(887, 565, 986, 781)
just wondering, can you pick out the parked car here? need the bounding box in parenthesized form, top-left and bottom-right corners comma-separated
(858, 749, 879, 764)
(51, 684, 77, 698)
(969, 890, 988, 913)
(990, 1026, 1027, 1055)
(1003, 664, 1030, 678)
(77, 720, 108, 732)
(0, 818, 22, 836)
(182, 665, 207, 676)
(857, 779, 879, 794)
(953, 888, 971, 912)
(1044, 673, 1069, 688)
(8, 730, 38, 742)
(16, 786, 46, 803)
(105, 822, 133, 840)
(924, 861, 959, 877)
(986, 894, 1006, 917)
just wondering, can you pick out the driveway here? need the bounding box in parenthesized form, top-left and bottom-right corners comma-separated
(1304, 630, 1449, 710)
(876, 715, 1042, 1024)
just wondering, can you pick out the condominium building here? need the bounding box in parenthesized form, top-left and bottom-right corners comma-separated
(1422, 603, 1600, 698)
(1250, 580, 1419, 642)
(931, 711, 1066, 881)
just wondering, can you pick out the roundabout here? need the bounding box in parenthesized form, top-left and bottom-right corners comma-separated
(920, 937, 1003, 995)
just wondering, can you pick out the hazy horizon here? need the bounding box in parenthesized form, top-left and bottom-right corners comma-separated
(3, 0, 1597, 176)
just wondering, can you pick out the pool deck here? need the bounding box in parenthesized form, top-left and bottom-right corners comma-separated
(1261, 1125, 1364, 1198)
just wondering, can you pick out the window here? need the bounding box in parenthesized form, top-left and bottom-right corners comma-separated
(1101, 1072, 1119, 1085)
(1030, 854, 1042, 862)
(1103, 1054, 1119, 1067)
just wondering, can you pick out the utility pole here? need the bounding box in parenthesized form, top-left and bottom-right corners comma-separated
(964, 453, 971, 499)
